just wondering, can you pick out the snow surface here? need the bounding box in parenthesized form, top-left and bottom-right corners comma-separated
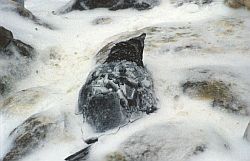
(0, 0, 250, 161)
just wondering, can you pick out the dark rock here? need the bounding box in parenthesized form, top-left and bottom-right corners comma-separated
(0, 26, 35, 96)
(84, 137, 98, 144)
(0, 26, 13, 49)
(57, 0, 159, 14)
(0, 26, 34, 58)
(11, 39, 35, 58)
(109, 0, 153, 11)
(65, 146, 91, 161)
(226, 0, 243, 8)
(1, 41, 34, 59)
(3, 112, 64, 161)
(244, 122, 250, 142)
(225, 0, 250, 9)
(182, 80, 247, 114)
(15, 5, 36, 19)
(133, 2, 152, 10)
(16, 6, 54, 30)
(174, 0, 213, 7)
(193, 144, 207, 155)
(78, 33, 157, 132)
(74, 0, 117, 9)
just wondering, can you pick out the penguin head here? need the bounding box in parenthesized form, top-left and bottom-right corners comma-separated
(105, 33, 147, 67)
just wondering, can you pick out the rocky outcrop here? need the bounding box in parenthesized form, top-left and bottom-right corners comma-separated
(244, 122, 250, 142)
(0, 26, 34, 58)
(0, 87, 47, 117)
(226, 0, 250, 9)
(65, 146, 91, 161)
(1, 0, 53, 29)
(78, 33, 157, 132)
(0, 26, 35, 96)
(3, 112, 65, 161)
(0, 26, 13, 49)
(172, 0, 213, 7)
(105, 122, 229, 161)
(57, 0, 159, 14)
(182, 80, 247, 114)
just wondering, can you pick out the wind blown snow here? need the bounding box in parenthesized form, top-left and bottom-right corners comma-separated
(0, 0, 250, 161)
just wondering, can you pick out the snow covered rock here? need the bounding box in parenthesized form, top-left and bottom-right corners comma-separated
(0, 0, 53, 29)
(0, 26, 35, 96)
(105, 122, 229, 161)
(244, 122, 250, 142)
(182, 80, 248, 115)
(2, 112, 65, 161)
(226, 0, 250, 9)
(0, 26, 13, 49)
(78, 33, 157, 132)
(226, 0, 243, 8)
(57, 0, 160, 14)
(240, 0, 250, 8)
(0, 26, 34, 58)
(172, 0, 213, 7)
(0, 87, 48, 117)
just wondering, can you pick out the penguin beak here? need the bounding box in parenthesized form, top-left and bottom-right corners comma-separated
(134, 33, 146, 48)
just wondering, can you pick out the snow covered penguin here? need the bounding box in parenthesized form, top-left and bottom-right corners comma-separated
(78, 33, 157, 132)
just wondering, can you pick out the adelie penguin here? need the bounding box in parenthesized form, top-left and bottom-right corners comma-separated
(78, 33, 157, 132)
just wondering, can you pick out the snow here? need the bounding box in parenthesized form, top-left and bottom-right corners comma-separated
(0, 0, 250, 161)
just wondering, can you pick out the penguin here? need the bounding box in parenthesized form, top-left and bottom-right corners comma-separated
(78, 33, 157, 132)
